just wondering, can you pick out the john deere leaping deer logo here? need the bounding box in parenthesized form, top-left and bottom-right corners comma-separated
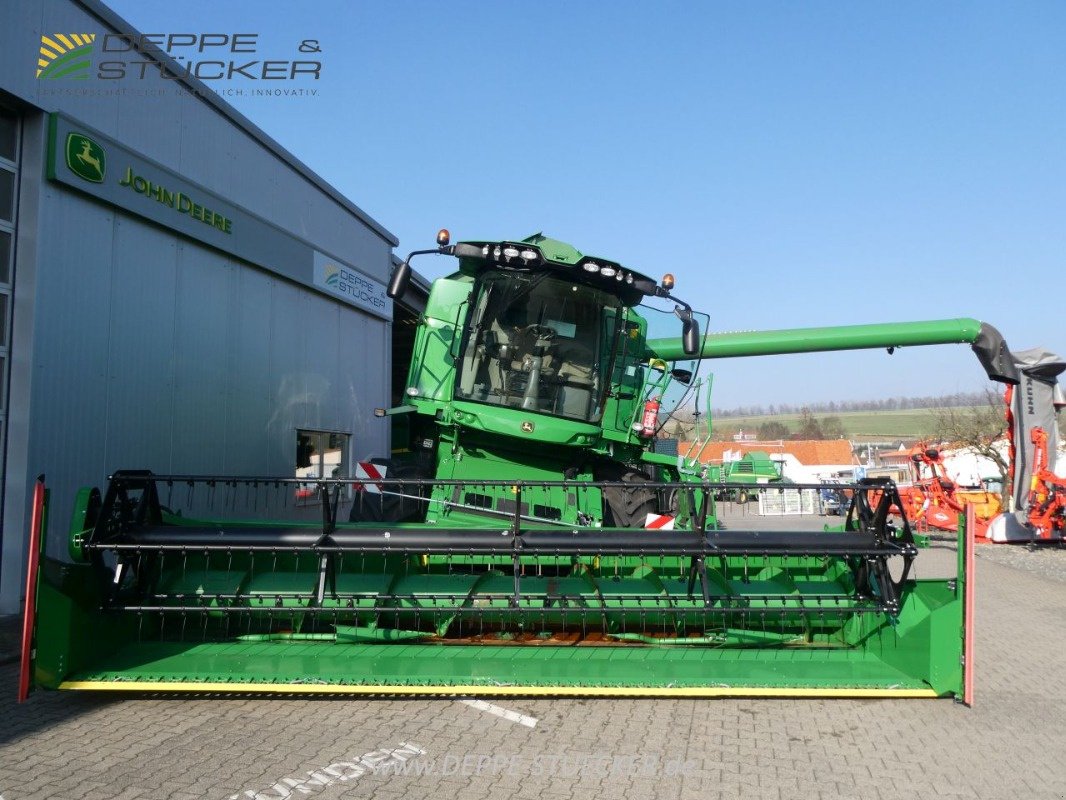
(65, 133, 105, 183)
(37, 34, 96, 80)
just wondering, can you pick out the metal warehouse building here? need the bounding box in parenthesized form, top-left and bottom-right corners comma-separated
(0, 1, 422, 613)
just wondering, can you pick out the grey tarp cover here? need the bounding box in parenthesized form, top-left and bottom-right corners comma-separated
(998, 348, 1066, 538)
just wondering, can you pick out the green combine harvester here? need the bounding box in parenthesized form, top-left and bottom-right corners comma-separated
(24, 231, 1018, 699)
(717, 452, 784, 503)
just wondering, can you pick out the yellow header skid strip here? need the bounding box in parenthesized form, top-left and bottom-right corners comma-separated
(59, 681, 940, 698)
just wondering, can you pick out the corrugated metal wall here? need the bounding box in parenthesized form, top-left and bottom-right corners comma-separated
(27, 194, 388, 561)
(0, 0, 397, 610)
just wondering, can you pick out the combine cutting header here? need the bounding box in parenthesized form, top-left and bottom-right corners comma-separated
(23, 231, 1018, 699)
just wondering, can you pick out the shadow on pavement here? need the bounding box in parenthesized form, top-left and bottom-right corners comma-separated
(0, 663, 124, 749)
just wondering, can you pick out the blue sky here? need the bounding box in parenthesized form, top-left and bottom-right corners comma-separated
(105, 1, 1066, 409)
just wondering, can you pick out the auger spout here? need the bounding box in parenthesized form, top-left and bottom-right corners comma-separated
(648, 318, 1019, 384)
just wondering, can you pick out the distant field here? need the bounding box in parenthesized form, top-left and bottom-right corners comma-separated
(711, 407, 967, 440)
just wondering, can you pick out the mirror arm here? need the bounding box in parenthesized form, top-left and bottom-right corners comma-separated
(386, 245, 456, 299)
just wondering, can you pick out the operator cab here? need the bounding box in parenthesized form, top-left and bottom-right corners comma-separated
(455, 271, 620, 422)
(386, 231, 703, 426)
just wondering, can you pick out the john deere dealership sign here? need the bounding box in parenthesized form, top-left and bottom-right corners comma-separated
(47, 113, 391, 320)
(65, 133, 106, 183)
(117, 165, 233, 234)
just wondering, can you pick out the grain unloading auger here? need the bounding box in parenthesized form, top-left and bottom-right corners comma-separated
(25, 232, 1018, 699)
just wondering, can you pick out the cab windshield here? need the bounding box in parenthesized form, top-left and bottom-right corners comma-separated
(455, 272, 622, 422)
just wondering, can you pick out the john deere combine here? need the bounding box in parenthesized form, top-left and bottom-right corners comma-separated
(25, 232, 1018, 698)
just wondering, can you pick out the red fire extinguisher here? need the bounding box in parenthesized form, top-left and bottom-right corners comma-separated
(640, 397, 661, 437)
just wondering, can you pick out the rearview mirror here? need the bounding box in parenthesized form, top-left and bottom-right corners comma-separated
(387, 261, 411, 299)
(682, 315, 700, 356)
(671, 368, 693, 385)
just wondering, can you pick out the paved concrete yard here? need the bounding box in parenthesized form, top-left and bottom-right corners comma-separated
(1, 515, 1064, 800)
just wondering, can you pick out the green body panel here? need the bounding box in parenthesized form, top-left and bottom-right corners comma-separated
(427, 433, 605, 525)
(61, 634, 949, 693)
(448, 401, 600, 446)
(34, 561, 129, 689)
(722, 451, 782, 485)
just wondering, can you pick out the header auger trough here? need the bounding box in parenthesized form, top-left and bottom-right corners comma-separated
(25, 231, 1017, 699)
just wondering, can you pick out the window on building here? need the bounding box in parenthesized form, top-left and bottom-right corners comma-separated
(295, 430, 350, 503)
(0, 106, 17, 163)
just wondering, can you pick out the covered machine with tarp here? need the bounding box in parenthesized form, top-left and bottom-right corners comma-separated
(989, 347, 1066, 542)
(22, 232, 1016, 699)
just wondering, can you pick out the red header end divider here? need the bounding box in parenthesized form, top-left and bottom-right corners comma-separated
(17, 475, 46, 703)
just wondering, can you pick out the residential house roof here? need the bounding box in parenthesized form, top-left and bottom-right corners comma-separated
(678, 439, 856, 467)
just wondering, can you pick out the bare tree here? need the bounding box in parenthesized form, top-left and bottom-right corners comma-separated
(932, 386, 1010, 507)
(821, 415, 846, 439)
(758, 420, 790, 440)
(796, 407, 822, 439)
